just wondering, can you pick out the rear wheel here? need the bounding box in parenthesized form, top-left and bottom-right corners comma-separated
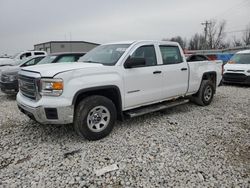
(191, 80, 215, 106)
(74, 95, 117, 140)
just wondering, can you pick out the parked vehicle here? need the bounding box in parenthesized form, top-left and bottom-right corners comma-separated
(36, 52, 86, 65)
(0, 51, 47, 67)
(17, 40, 222, 140)
(223, 50, 250, 85)
(0, 56, 45, 94)
(0, 52, 86, 94)
(186, 54, 209, 62)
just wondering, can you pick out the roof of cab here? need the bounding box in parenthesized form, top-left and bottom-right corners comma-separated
(105, 40, 179, 46)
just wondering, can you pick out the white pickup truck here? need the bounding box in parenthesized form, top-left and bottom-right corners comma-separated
(17, 40, 222, 140)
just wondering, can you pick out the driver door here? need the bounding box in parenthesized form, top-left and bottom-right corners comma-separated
(123, 45, 163, 109)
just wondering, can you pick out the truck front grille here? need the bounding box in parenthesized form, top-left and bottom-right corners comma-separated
(19, 74, 39, 100)
(1, 74, 8, 82)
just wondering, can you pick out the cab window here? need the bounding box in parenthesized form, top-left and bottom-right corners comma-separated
(34, 52, 45, 56)
(20, 52, 32, 60)
(131, 45, 157, 66)
(160, 46, 183, 65)
(21, 57, 44, 67)
(22, 58, 36, 67)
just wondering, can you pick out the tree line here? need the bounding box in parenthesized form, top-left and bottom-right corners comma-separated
(163, 20, 250, 50)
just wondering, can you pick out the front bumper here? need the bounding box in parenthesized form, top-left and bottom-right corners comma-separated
(17, 95, 74, 125)
(222, 73, 250, 85)
(0, 80, 18, 93)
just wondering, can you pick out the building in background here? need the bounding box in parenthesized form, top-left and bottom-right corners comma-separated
(34, 41, 99, 54)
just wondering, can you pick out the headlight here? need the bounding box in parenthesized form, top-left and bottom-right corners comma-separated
(247, 70, 250, 73)
(2, 74, 17, 82)
(40, 78, 63, 96)
(9, 75, 17, 82)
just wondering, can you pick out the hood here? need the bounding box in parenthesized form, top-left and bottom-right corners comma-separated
(1, 66, 21, 75)
(21, 62, 103, 77)
(0, 58, 11, 61)
(0, 58, 14, 66)
(224, 63, 250, 71)
(0, 65, 13, 72)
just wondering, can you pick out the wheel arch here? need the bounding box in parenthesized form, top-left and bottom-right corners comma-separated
(200, 71, 217, 92)
(72, 85, 123, 120)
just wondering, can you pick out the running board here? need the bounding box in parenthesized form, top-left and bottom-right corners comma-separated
(124, 99, 189, 118)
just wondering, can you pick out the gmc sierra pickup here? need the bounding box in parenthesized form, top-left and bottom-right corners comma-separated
(17, 40, 223, 140)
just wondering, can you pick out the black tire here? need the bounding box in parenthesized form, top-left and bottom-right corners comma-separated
(74, 95, 117, 141)
(191, 80, 215, 106)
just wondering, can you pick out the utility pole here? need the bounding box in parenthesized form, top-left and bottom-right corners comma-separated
(201, 20, 211, 49)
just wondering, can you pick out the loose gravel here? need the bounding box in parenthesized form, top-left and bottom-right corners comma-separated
(0, 86, 249, 187)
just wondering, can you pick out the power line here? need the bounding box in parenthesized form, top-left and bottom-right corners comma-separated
(223, 29, 249, 34)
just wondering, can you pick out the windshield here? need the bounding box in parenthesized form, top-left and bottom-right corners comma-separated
(78, 44, 130, 65)
(230, 54, 250, 64)
(12, 58, 29, 66)
(36, 55, 56, 65)
(10, 53, 19, 59)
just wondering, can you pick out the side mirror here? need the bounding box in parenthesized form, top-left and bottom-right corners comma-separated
(124, 56, 146, 68)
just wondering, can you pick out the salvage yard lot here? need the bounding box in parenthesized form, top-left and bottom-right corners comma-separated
(0, 86, 249, 187)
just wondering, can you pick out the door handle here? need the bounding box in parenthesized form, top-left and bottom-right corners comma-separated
(153, 71, 162, 74)
(181, 68, 188, 71)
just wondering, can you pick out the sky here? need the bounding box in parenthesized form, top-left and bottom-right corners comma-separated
(0, 0, 249, 55)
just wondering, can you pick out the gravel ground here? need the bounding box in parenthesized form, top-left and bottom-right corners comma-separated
(0, 86, 249, 187)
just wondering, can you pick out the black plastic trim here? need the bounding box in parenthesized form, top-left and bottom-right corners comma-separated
(45, 108, 58, 120)
(72, 85, 123, 120)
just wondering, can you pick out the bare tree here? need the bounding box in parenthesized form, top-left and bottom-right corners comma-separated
(232, 36, 243, 47)
(242, 23, 250, 45)
(206, 20, 226, 49)
(188, 33, 205, 50)
(163, 36, 187, 49)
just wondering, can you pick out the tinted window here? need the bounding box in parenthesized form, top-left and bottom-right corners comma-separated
(57, 55, 76, 63)
(230, 53, 250, 64)
(34, 52, 45, 55)
(160, 46, 183, 64)
(34, 57, 44, 64)
(20, 52, 32, 60)
(131, 45, 157, 66)
(26, 52, 32, 57)
(22, 58, 36, 67)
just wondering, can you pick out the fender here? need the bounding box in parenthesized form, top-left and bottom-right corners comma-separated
(199, 71, 217, 91)
(72, 85, 123, 120)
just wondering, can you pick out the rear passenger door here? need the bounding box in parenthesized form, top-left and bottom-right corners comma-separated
(159, 45, 189, 99)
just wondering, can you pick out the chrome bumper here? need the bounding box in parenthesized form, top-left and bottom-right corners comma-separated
(17, 101, 74, 125)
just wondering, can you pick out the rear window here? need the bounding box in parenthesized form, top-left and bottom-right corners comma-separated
(230, 53, 250, 64)
(34, 52, 45, 55)
(20, 52, 32, 60)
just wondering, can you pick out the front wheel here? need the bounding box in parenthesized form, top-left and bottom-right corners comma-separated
(191, 80, 215, 106)
(74, 95, 117, 141)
